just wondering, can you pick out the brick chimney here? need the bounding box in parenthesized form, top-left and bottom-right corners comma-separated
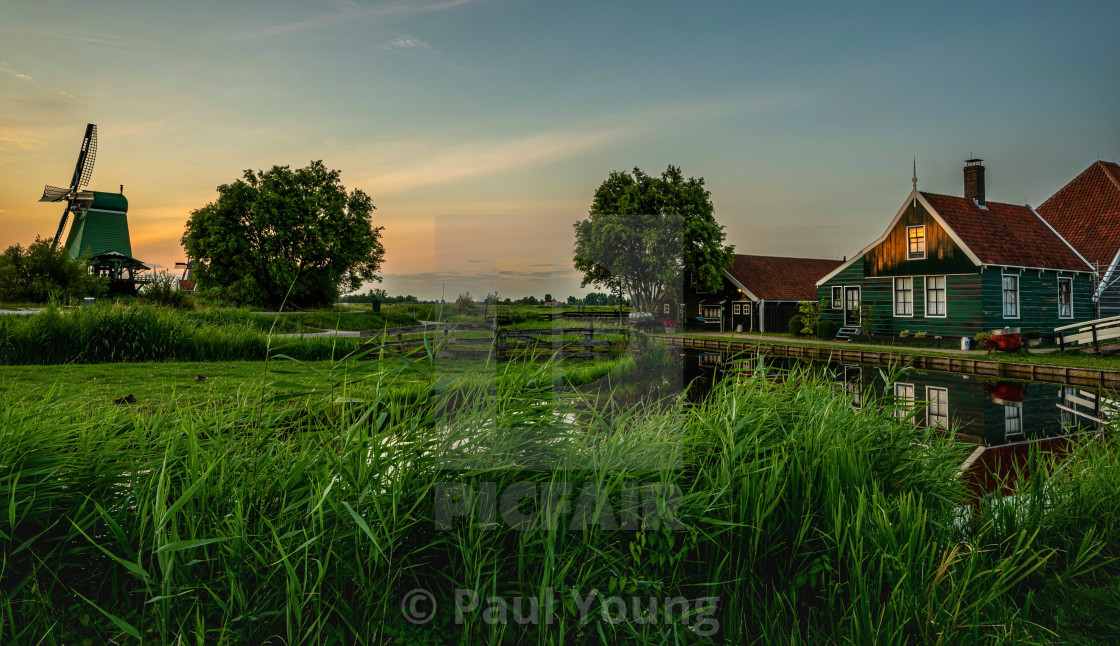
(964, 158, 985, 206)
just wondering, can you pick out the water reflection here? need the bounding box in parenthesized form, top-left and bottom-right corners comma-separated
(683, 350, 1104, 445)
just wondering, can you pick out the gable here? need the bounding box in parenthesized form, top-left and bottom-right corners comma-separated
(863, 197, 977, 277)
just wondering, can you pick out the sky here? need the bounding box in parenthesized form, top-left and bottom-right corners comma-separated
(1, 0, 1118, 301)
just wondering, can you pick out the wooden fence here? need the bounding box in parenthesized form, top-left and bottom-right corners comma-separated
(358, 323, 629, 360)
(1056, 314, 1120, 352)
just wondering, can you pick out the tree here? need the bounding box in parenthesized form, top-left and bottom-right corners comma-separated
(0, 237, 107, 303)
(543, 293, 553, 303)
(573, 165, 733, 312)
(566, 295, 577, 304)
(181, 160, 385, 309)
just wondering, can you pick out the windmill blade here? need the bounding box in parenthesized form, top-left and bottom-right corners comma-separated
(51, 199, 73, 250)
(69, 123, 97, 190)
(40, 185, 72, 202)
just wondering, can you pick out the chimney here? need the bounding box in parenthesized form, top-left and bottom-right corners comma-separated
(964, 159, 985, 205)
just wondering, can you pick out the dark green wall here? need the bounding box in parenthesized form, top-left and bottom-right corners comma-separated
(979, 269, 1093, 335)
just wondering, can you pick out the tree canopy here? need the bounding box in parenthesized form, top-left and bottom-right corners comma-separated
(181, 161, 385, 309)
(573, 165, 733, 312)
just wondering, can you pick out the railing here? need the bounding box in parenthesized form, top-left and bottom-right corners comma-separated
(1055, 314, 1120, 351)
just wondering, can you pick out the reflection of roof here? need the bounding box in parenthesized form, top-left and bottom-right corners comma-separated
(920, 192, 1091, 272)
(725, 254, 843, 301)
(1036, 161, 1120, 274)
(699, 299, 725, 306)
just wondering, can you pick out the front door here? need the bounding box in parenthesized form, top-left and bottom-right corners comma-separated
(845, 287, 861, 325)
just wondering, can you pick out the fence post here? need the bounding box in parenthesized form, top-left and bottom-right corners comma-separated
(1092, 325, 1099, 351)
(1059, 331, 1065, 353)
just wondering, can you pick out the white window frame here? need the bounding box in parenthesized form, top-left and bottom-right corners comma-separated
(1004, 403, 1024, 440)
(926, 386, 949, 429)
(925, 275, 947, 318)
(893, 277, 913, 317)
(844, 286, 862, 325)
(907, 225, 926, 260)
(663, 303, 670, 314)
(733, 303, 740, 315)
(1057, 277, 1073, 319)
(893, 382, 915, 422)
(831, 286, 843, 309)
(1002, 274, 1020, 319)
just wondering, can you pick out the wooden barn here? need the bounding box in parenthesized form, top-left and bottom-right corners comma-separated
(683, 254, 842, 332)
(1036, 161, 1120, 317)
(817, 160, 1095, 338)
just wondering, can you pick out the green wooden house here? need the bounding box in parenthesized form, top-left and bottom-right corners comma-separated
(817, 161, 1095, 338)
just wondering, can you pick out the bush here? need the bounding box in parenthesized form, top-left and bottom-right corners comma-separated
(0, 238, 107, 304)
(140, 271, 195, 309)
(789, 314, 804, 336)
(815, 319, 839, 339)
(1024, 329, 1043, 341)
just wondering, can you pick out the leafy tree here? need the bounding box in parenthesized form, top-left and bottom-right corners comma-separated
(543, 293, 553, 303)
(566, 295, 577, 304)
(181, 160, 385, 309)
(573, 165, 733, 312)
(0, 237, 106, 303)
(454, 291, 478, 314)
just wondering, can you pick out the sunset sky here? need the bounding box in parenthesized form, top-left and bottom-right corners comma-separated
(2, 0, 1117, 300)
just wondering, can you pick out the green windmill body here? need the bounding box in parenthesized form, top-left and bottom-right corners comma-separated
(40, 124, 146, 294)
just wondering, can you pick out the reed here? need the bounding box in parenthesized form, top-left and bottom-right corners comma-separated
(0, 348, 1117, 644)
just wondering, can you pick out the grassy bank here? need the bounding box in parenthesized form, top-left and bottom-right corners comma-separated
(0, 303, 366, 364)
(1, 349, 1117, 643)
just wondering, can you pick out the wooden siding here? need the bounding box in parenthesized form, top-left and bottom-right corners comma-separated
(980, 269, 1094, 334)
(863, 198, 977, 277)
(1098, 280, 1120, 318)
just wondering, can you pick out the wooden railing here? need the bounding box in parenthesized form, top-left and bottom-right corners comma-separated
(1055, 314, 1120, 351)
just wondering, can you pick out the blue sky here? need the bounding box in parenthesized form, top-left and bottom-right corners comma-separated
(1, 0, 1117, 299)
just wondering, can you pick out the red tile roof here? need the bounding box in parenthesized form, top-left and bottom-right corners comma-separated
(725, 254, 843, 301)
(1036, 161, 1120, 275)
(920, 192, 1090, 272)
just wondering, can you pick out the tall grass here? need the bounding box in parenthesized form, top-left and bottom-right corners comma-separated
(0, 349, 1117, 643)
(0, 302, 359, 364)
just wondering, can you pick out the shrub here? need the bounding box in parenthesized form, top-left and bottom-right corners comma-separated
(899, 329, 911, 337)
(789, 314, 804, 336)
(140, 271, 195, 309)
(1024, 329, 1043, 341)
(0, 238, 107, 304)
(815, 319, 839, 339)
(913, 331, 927, 339)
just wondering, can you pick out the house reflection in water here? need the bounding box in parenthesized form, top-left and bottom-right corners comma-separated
(684, 349, 1107, 499)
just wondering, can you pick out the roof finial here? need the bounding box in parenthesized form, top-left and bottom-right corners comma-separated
(912, 157, 918, 190)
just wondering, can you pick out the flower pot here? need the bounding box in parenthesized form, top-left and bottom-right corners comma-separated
(991, 332, 1022, 351)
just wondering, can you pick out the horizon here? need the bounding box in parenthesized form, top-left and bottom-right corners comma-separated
(2, 0, 1118, 300)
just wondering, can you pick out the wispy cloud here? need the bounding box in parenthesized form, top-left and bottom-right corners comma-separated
(237, 0, 482, 39)
(0, 126, 47, 151)
(384, 35, 431, 49)
(0, 63, 33, 82)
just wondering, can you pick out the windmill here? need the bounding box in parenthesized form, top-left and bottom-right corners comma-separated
(38, 123, 147, 294)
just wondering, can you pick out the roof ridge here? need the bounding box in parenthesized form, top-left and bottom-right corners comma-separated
(733, 253, 840, 262)
(920, 191, 1031, 211)
(1098, 160, 1120, 193)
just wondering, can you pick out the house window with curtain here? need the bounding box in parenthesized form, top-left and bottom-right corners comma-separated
(1005, 403, 1023, 440)
(925, 276, 946, 317)
(831, 286, 843, 309)
(1058, 278, 1072, 318)
(907, 226, 926, 259)
(894, 277, 913, 316)
(1003, 275, 1019, 318)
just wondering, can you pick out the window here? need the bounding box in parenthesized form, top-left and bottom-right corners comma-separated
(831, 286, 843, 309)
(1003, 275, 1019, 318)
(893, 382, 915, 421)
(663, 303, 670, 314)
(733, 304, 740, 315)
(844, 365, 863, 409)
(925, 276, 946, 317)
(907, 226, 926, 260)
(926, 386, 949, 429)
(1058, 278, 1073, 318)
(1005, 403, 1023, 440)
(894, 277, 913, 316)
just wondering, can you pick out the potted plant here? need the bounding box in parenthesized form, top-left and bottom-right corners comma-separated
(1023, 330, 1043, 347)
(975, 332, 995, 353)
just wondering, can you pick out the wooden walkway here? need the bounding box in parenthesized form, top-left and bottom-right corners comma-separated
(665, 335, 1120, 389)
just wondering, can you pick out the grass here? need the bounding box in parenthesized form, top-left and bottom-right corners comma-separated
(0, 302, 364, 364)
(1, 342, 1118, 644)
